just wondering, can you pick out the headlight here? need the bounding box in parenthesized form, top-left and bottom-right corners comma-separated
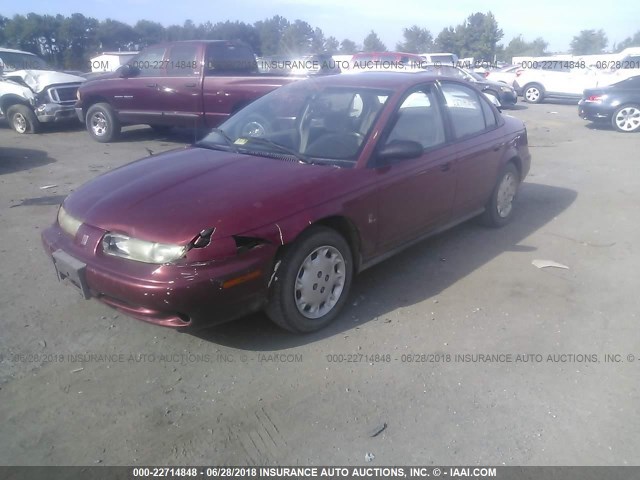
(58, 205, 82, 237)
(76, 89, 81, 101)
(500, 85, 514, 92)
(102, 233, 187, 264)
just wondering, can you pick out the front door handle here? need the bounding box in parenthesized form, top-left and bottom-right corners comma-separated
(146, 83, 158, 88)
(184, 83, 197, 88)
(440, 161, 452, 172)
(492, 143, 504, 151)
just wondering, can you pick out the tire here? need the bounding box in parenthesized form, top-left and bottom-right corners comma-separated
(239, 114, 270, 137)
(523, 84, 544, 104)
(149, 125, 173, 135)
(7, 104, 40, 134)
(265, 226, 354, 333)
(611, 104, 640, 133)
(481, 162, 520, 227)
(86, 102, 120, 142)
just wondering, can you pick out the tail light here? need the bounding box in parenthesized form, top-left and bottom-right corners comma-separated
(515, 69, 523, 77)
(484, 71, 490, 77)
(585, 95, 603, 103)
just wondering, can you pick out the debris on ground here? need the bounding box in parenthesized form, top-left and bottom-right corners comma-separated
(365, 452, 375, 462)
(532, 259, 570, 270)
(369, 423, 387, 437)
(39, 185, 57, 190)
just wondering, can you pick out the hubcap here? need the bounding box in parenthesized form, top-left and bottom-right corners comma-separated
(496, 172, 518, 218)
(241, 121, 265, 137)
(294, 245, 346, 319)
(90, 112, 108, 136)
(614, 107, 640, 132)
(525, 88, 539, 102)
(13, 113, 27, 133)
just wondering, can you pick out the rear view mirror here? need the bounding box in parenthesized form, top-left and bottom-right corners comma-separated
(118, 63, 140, 78)
(376, 140, 423, 164)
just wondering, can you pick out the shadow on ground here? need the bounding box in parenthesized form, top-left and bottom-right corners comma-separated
(193, 182, 578, 350)
(0, 147, 55, 175)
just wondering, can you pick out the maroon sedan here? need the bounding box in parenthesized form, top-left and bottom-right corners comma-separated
(42, 72, 531, 333)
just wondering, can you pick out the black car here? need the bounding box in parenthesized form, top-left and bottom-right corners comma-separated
(579, 75, 640, 133)
(423, 64, 518, 108)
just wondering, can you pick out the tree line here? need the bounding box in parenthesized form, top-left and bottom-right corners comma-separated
(0, 12, 638, 70)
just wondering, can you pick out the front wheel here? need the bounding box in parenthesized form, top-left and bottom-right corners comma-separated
(7, 105, 40, 134)
(481, 163, 520, 227)
(265, 226, 353, 333)
(86, 102, 120, 142)
(611, 104, 640, 133)
(523, 84, 544, 104)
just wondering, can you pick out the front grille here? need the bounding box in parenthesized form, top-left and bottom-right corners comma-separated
(47, 84, 81, 104)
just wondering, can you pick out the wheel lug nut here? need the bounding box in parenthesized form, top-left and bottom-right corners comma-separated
(325, 275, 329, 281)
(313, 284, 318, 290)
(321, 287, 325, 293)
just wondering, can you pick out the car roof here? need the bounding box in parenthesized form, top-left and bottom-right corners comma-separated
(0, 47, 37, 55)
(298, 71, 446, 90)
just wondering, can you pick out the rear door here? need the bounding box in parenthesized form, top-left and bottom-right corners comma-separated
(438, 81, 504, 218)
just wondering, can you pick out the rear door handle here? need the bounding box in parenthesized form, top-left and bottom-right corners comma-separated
(184, 83, 197, 88)
(146, 83, 158, 88)
(440, 161, 452, 172)
(493, 143, 504, 151)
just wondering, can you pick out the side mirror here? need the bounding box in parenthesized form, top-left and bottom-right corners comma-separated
(376, 140, 423, 164)
(117, 63, 139, 78)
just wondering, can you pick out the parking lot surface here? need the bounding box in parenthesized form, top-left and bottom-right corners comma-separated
(1, 103, 639, 465)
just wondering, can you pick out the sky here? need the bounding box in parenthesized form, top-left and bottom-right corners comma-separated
(3, 0, 639, 53)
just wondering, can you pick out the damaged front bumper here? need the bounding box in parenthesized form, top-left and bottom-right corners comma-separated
(41, 222, 276, 330)
(34, 102, 78, 123)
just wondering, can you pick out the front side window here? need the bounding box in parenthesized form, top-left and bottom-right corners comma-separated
(129, 47, 167, 77)
(440, 82, 487, 138)
(166, 44, 200, 77)
(384, 88, 445, 150)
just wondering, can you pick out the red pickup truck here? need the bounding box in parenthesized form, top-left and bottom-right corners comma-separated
(75, 40, 300, 142)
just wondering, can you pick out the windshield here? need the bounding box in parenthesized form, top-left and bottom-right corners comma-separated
(199, 81, 391, 165)
(0, 52, 51, 72)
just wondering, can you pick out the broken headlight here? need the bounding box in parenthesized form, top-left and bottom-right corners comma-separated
(102, 233, 187, 264)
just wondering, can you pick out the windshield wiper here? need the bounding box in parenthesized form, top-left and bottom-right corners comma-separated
(241, 136, 312, 164)
(196, 128, 239, 153)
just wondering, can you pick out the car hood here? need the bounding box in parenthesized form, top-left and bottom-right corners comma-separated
(64, 147, 343, 244)
(3, 69, 85, 93)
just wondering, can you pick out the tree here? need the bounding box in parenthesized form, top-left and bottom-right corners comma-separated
(362, 31, 386, 52)
(435, 27, 459, 53)
(616, 30, 640, 52)
(311, 27, 325, 52)
(396, 25, 433, 53)
(210, 21, 260, 52)
(457, 12, 503, 60)
(95, 18, 137, 51)
(324, 36, 339, 54)
(134, 20, 165, 48)
(340, 38, 358, 54)
(570, 29, 608, 55)
(502, 35, 548, 62)
(279, 20, 314, 55)
(254, 15, 289, 55)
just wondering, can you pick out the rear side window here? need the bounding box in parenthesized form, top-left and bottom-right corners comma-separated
(480, 97, 497, 128)
(166, 44, 200, 77)
(205, 44, 257, 74)
(130, 46, 166, 77)
(440, 82, 487, 138)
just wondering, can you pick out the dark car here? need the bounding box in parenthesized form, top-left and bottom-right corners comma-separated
(422, 64, 517, 107)
(579, 75, 640, 133)
(75, 40, 298, 142)
(42, 73, 531, 333)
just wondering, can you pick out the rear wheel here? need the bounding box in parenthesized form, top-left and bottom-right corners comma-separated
(481, 163, 520, 227)
(523, 84, 544, 104)
(86, 102, 120, 142)
(265, 226, 353, 333)
(7, 105, 40, 134)
(611, 104, 640, 133)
